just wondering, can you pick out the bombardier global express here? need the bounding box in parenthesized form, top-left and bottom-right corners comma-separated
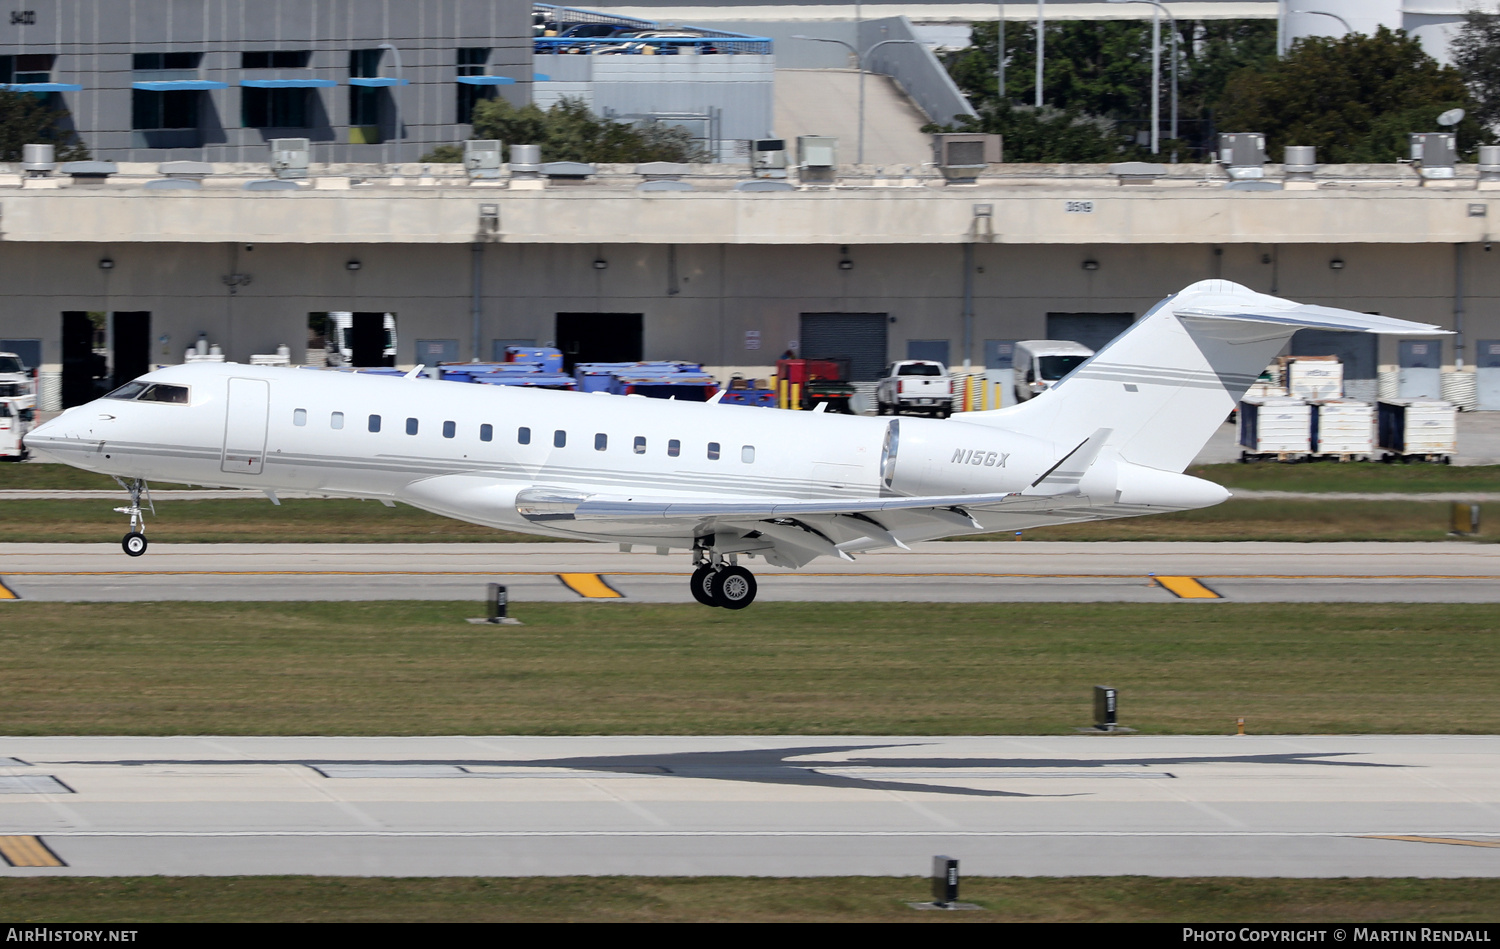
(23, 280, 1445, 608)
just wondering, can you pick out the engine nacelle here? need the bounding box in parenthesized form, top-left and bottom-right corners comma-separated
(882, 417, 1056, 497)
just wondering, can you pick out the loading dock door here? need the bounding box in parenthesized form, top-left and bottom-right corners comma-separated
(799, 313, 888, 381)
(61, 311, 96, 408)
(1477, 340, 1500, 411)
(221, 377, 270, 475)
(349, 312, 390, 368)
(1046, 313, 1134, 353)
(112, 311, 151, 388)
(556, 313, 643, 373)
(1398, 340, 1442, 399)
(1292, 329, 1376, 402)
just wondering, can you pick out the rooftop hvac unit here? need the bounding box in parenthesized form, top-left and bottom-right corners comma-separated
(797, 135, 836, 184)
(1411, 132, 1456, 180)
(932, 133, 1000, 183)
(1217, 132, 1265, 179)
(21, 143, 54, 176)
(752, 138, 787, 179)
(464, 140, 503, 179)
(269, 138, 310, 179)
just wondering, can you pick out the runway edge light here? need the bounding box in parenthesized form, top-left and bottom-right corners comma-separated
(908, 856, 981, 911)
(1094, 686, 1118, 732)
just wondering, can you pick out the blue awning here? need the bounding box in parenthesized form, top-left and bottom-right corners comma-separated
(455, 75, 516, 86)
(348, 77, 409, 87)
(533, 73, 550, 81)
(4, 83, 81, 92)
(241, 78, 337, 88)
(132, 80, 228, 92)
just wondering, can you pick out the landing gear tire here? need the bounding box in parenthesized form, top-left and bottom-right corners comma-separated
(712, 565, 757, 610)
(122, 532, 148, 557)
(690, 565, 720, 607)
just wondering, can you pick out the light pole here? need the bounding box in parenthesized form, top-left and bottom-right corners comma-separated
(1035, 0, 1045, 108)
(1109, 0, 1178, 151)
(792, 35, 922, 165)
(1293, 10, 1353, 35)
(997, 2, 1005, 101)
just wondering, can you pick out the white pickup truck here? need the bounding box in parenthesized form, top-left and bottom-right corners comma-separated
(876, 360, 954, 417)
(0, 352, 36, 410)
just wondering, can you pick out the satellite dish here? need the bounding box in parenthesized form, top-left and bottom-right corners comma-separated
(1437, 108, 1466, 127)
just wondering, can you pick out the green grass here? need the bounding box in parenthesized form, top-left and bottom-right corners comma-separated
(1, 602, 1497, 735)
(1190, 462, 1500, 493)
(2, 876, 1497, 922)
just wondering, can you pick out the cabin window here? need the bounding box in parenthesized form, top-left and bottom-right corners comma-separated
(742, 445, 755, 463)
(668, 439, 680, 457)
(633, 436, 646, 454)
(293, 408, 307, 426)
(368, 414, 381, 432)
(707, 442, 721, 461)
(443, 420, 456, 439)
(406, 417, 419, 435)
(595, 433, 607, 451)
(517, 426, 530, 445)
(554, 429, 566, 448)
(480, 424, 493, 442)
(331, 412, 344, 430)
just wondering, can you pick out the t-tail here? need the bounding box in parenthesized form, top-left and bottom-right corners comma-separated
(968, 280, 1448, 473)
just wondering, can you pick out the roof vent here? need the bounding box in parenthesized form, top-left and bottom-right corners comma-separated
(269, 138, 310, 179)
(1217, 132, 1266, 180)
(464, 140, 503, 180)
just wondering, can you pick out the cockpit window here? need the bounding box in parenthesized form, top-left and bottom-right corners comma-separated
(137, 384, 190, 404)
(104, 382, 149, 400)
(103, 381, 190, 403)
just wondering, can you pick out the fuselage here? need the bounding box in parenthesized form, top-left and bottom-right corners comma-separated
(26, 363, 1092, 547)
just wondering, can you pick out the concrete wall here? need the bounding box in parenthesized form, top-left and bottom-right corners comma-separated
(3, 0, 532, 163)
(3, 239, 1494, 376)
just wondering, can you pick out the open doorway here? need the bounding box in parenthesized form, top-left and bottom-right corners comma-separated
(555, 313, 642, 373)
(309, 311, 397, 367)
(60, 311, 150, 407)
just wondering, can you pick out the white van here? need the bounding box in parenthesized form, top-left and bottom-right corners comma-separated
(0, 397, 33, 460)
(1013, 339, 1094, 402)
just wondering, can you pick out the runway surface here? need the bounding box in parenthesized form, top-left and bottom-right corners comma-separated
(0, 735, 1496, 877)
(3, 541, 1500, 603)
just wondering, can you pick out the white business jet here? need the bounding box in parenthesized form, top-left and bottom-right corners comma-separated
(25, 280, 1444, 608)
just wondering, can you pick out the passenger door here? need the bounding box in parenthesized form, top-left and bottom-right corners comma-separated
(221, 377, 270, 475)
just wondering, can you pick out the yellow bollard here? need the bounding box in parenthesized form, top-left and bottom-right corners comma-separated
(980, 377, 989, 412)
(1236, 717, 1246, 736)
(778, 376, 788, 409)
(791, 382, 801, 410)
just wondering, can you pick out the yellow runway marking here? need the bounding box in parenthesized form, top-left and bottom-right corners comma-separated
(0, 836, 65, 867)
(557, 573, 624, 598)
(1155, 576, 1222, 599)
(1363, 835, 1500, 849)
(0, 578, 17, 599)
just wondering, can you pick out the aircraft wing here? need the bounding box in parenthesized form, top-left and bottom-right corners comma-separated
(517, 488, 1067, 568)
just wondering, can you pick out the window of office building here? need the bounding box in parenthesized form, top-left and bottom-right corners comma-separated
(455, 47, 492, 124)
(0, 54, 55, 85)
(132, 89, 199, 130)
(349, 48, 382, 129)
(133, 52, 201, 71)
(243, 87, 310, 128)
(241, 50, 311, 69)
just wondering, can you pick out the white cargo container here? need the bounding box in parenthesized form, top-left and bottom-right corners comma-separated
(1285, 355, 1343, 401)
(1238, 396, 1312, 460)
(1378, 399, 1457, 462)
(1311, 399, 1374, 457)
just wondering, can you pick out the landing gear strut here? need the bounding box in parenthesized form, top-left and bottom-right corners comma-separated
(113, 477, 153, 557)
(689, 555, 758, 609)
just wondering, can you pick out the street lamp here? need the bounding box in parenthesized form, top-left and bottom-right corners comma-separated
(1108, 0, 1178, 153)
(1293, 10, 1353, 35)
(792, 35, 922, 165)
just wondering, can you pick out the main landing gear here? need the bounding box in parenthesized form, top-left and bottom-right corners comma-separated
(690, 557, 758, 609)
(113, 477, 153, 557)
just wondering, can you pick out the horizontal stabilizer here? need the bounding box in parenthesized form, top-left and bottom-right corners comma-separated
(1174, 282, 1448, 336)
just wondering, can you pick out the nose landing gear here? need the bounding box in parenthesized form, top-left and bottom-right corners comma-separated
(689, 556, 758, 609)
(112, 477, 154, 557)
